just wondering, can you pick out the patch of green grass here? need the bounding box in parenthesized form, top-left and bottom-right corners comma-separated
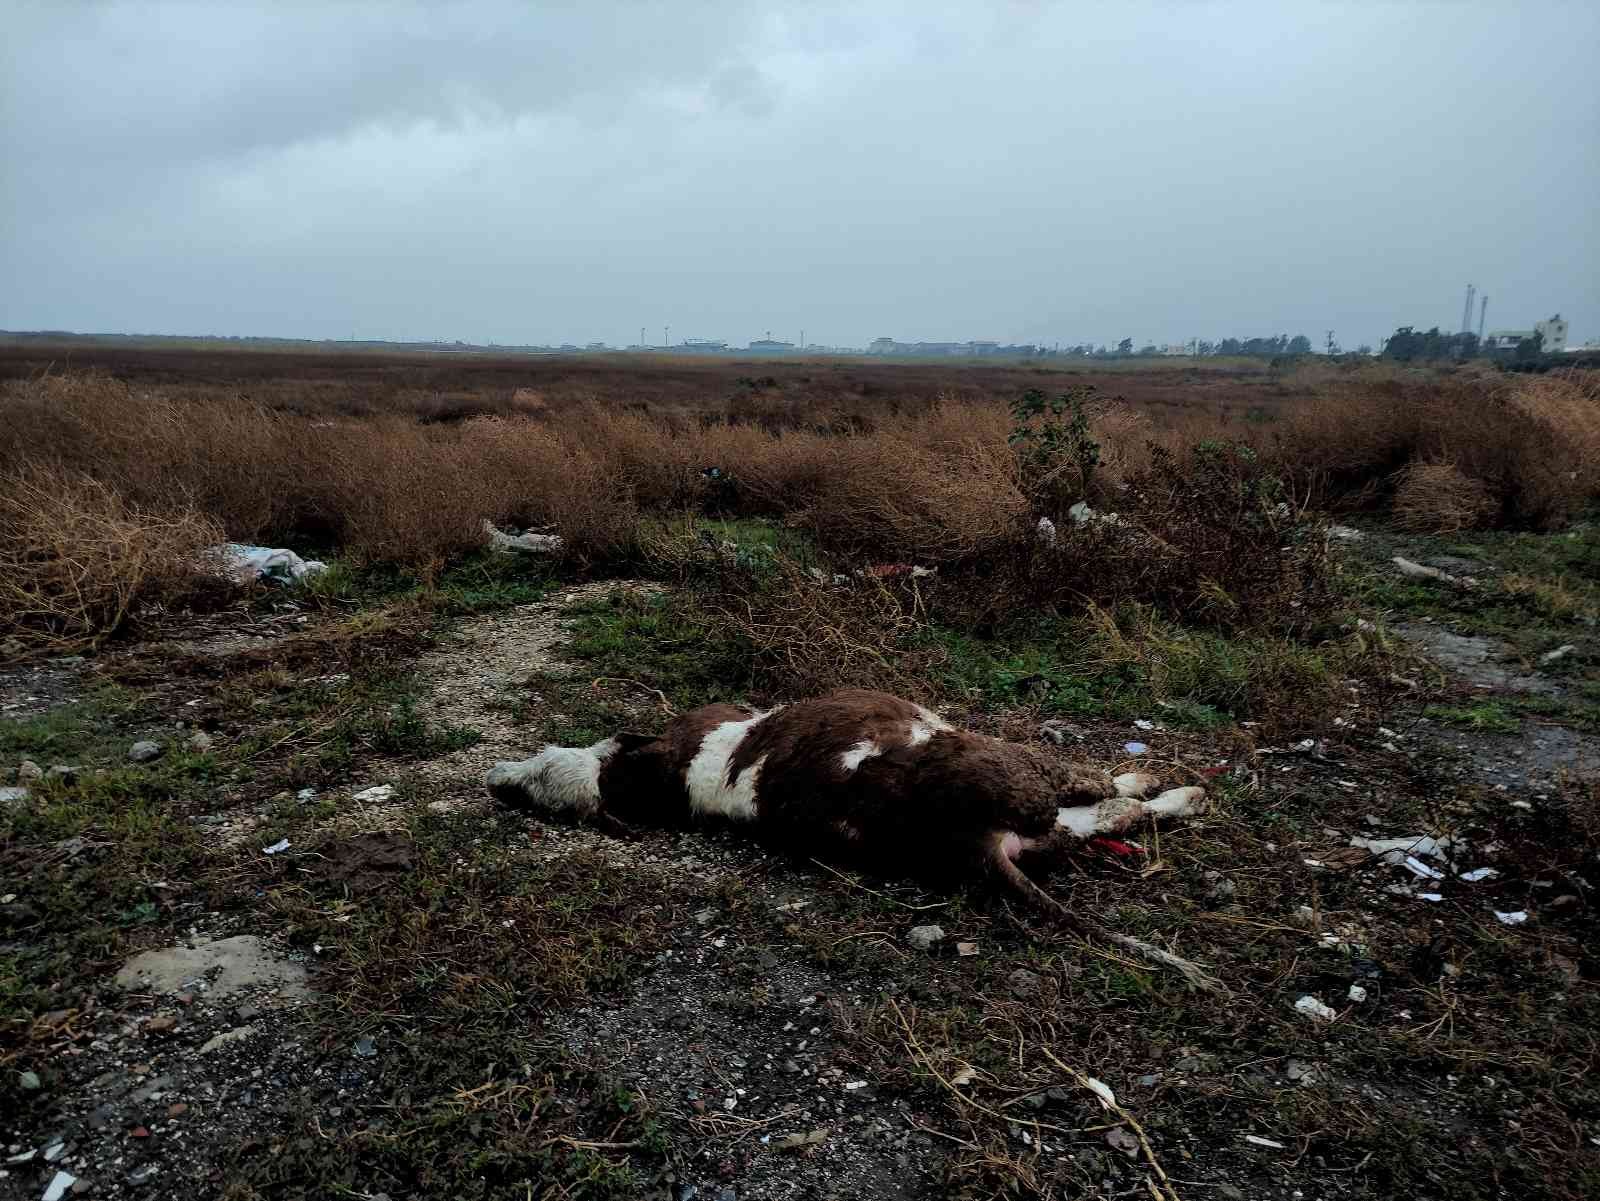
(561, 589, 755, 710)
(929, 606, 1341, 733)
(1425, 700, 1522, 734)
(0, 685, 144, 763)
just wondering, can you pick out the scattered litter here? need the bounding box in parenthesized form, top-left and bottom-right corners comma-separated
(723, 1096, 738, 1111)
(42, 1172, 77, 1201)
(773, 1128, 829, 1151)
(18, 1070, 41, 1091)
(1035, 516, 1058, 546)
(1494, 910, 1529, 926)
(773, 900, 810, 913)
(1402, 855, 1445, 881)
(42, 1143, 63, 1163)
(950, 1066, 978, 1087)
(843, 1080, 869, 1091)
(483, 520, 564, 555)
(1133, 719, 1155, 731)
(1348, 984, 1368, 1003)
(0, 786, 30, 805)
(1326, 525, 1364, 542)
(1243, 1135, 1286, 1150)
(906, 924, 945, 951)
(1350, 833, 1454, 865)
(352, 1036, 378, 1058)
(1123, 741, 1148, 755)
(1539, 644, 1577, 665)
(1068, 501, 1095, 526)
(1294, 995, 1338, 1022)
(955, 941, 979, 957)
(352, 784, 395, 803)
(262, 838, 291, 855)
(1285, 1059, 1317, 1083)
(1460, 867, 1499, 883)
(296, 788, 318, 802)
(5, 1148, 35, 1164)
(209, 543, 327, 584)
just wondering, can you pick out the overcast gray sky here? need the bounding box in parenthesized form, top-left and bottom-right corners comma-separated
(4, 1, 1596, 349)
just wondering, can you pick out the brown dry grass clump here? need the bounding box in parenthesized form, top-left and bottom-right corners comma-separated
(1391, 460, 1498, 533)
(0, 467, 225, 651)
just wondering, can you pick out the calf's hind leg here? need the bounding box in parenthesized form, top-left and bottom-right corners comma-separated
(986, 831, 1224, 994)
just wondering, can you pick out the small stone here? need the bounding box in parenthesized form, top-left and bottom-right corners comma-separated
(129, 1126, 150, 1138)
(47, 765, 81, 785)
(906, 924, 945, 951)
(127, 741, 163, 764)
(1217, 1187, 1245, 1201)
(184, 731, 214, 753)
(143, 1015, 178, 1035)
(70, 1180, 92, 1196)
(1007, 968, 1042, 996)
(1348, 984, 1368, 1003)
(351, 784, 395, 804)
(0, 786, 30, 806)
(18, 1070, 42, 1091)
(167, 1102, 188, 1118)
(16, 760, 43, 784)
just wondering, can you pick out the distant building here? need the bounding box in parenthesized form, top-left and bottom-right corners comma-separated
(746, 339, 795, 353)
(866, 337, 1036, 357)
(1161, 343, 1189, 356)
(672, 339, 729, 353)
(1484, 313, 1568, 353)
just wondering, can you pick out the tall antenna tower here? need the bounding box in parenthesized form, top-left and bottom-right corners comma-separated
(1460, 284, 1475, 335)
(1477, 295, 1488, 341)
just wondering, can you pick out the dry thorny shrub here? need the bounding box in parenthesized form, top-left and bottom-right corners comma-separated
(1391, 460, 1498, 534)
(2, 365, 1595, 650)
(0, 467, 226, 652)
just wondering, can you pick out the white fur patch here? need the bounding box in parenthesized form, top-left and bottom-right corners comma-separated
(685, 713, 770, 821)
(485, 737, 619, 816)
(839, 739, 881, 772)
(906, 721, 939, 747)
(1055, 796, 1143, 840)
(913, 705, 954, 733)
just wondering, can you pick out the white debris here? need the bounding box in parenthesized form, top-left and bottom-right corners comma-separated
(1124, 741, 1148, 755)
(1391, 556, 1472, 587)
(1540, 644, 1577, 665)
(1325, 525, 1364, 542)
(0, 786, 30, 806)
(1294, 995, 1338, 1022)
(1494, 910, 1529, 926)
(1083, 1077, 1117, 1108)
(1350, 833, 1454, 865)
(351, 785, 395, 803)
(1348, 984, 1368, 1003)
(42, 1172, 76, 1201)
(1460, 867, 1499, 883)
(262, 838, 291, 855)
(843, 1080, 869, 1091)
(1402, 855, 1446, 881)
(1244, 1134, 1286, 1149)
(484, 520, 564, 555)
(1068, 501, 1095, 525)
(1133, 719, 1155, 731)
(1035, 516, 1057, 546)
(208, 544, 327, 584)
(906, 924, 945, 951)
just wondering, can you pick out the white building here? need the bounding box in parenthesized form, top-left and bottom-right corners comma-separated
(1484, 313, 1568, 353)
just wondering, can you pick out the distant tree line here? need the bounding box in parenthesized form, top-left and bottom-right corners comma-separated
(1381, 326, 1545, 363)
(1055, 334, 1317, 359)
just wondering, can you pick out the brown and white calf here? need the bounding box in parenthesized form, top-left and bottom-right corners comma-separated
(486, 688, 1219, 989)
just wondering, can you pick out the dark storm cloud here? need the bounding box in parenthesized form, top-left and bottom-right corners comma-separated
(3, 1, 1595, 349)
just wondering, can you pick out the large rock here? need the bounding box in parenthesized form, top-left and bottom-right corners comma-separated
(114, 935, 308, 1004)
(127, 740, 164, 764)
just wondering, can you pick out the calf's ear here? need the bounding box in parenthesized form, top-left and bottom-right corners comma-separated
(614, 731, 659, 753)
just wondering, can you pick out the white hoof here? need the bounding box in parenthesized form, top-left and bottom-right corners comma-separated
(1142, 786, 1207, 819)
(1112, 771, 1161, 799)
